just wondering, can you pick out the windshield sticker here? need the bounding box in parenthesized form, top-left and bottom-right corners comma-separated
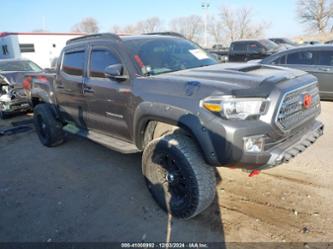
(189, 49, 209, 60)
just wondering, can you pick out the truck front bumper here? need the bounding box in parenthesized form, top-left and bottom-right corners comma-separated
(264, 121, 324, 169)
(224, 120, 324, 170)
(198, 109, 324, 170)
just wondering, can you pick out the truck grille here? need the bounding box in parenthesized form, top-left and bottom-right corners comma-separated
(276, 83, 320, 131)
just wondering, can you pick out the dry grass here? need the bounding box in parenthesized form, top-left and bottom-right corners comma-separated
(294, 32, 333, 43)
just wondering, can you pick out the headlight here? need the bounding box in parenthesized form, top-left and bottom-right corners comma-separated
(201, 96, 269, 120)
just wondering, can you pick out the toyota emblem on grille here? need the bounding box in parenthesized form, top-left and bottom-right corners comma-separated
(303, 94, 313, 109)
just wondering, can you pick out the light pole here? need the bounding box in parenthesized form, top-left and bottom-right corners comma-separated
(201, 1, 210, 48)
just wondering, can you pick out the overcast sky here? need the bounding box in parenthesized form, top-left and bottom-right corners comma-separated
(0, 0, 302, 37)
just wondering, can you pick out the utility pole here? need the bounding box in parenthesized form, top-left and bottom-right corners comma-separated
(201, 1, 210, 48)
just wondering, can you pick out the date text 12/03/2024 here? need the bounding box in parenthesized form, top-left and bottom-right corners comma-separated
(120, 242, 209, 248)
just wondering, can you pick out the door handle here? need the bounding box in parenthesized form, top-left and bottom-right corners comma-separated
(83, 86, 95, 94)
(57, 85, 65, 89)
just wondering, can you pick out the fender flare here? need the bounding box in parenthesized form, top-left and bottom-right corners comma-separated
(30, 87, 61, 120)
(133, 102, 220, 166)
(30, 88, 55, 105)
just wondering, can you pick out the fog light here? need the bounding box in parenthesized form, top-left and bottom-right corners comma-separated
(243, 135, 265, 153)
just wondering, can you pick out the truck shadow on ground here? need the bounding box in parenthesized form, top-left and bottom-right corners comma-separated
(0, 131, 225, 243)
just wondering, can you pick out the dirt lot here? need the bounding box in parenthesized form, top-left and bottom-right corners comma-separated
(0, 102, 332, 243)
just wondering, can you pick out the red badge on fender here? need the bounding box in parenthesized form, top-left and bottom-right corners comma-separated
(303, 94, 312, 109)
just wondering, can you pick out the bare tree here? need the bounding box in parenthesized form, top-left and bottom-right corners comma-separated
(71, 17, 99, 33)
(297, 0, 333, 32)
(208, 16, 224, 44)
(136, 17, 163, 33)
(219, 6, 236, 42)
(110, 25, 122, 34)
(110, 17, 163, 35)
(217, 6, 269, 44)
(122, 25, 138, 34)
(111, 24, 138, 34)
(170, 15, 204, 42)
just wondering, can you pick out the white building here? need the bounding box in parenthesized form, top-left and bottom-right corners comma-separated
(0, 32, 84, 69)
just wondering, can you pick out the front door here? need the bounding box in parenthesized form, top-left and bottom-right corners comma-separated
(247, 42, 264, 61)
(84, 45, 132, 141)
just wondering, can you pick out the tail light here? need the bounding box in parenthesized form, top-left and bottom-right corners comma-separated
(37, 76, 49, 83)
(23, 75, 48, 90)
(23, 76, 32, 90)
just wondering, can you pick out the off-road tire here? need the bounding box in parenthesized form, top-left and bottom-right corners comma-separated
(33, 104, 65, 147)
(142, 132, 216, 219)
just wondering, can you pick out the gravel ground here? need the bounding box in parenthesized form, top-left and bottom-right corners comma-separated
(0, 102, 332, 243)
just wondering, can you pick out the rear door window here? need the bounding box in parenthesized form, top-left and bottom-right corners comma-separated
(286, 51, 316, 65)
(247, 42, 261, 53)
(231, 42, 247, 52)
(62, 50, 85, 76)
(317, 50, 333, 66)
(89, 49, 120, 78)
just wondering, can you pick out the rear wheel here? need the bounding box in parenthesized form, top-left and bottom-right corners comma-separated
(33, 104, 65, 147)
(142, 132, 216, 219)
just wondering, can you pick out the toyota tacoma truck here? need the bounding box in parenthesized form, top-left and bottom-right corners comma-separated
(25, 33, 324, 219)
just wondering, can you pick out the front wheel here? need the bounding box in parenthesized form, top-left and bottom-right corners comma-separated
(142, 132, 216, 219)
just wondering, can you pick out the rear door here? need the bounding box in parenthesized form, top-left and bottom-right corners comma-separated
(311, 50, 333, 99)
(55, 47, 88, 128)
(246, 42, 264, 61)
(285, 49, 333, 98)
(229, 42, 247, 62)
(283, 49, 317, 72)
(286, 49, 317, 72)
(84, 44, 132, 140)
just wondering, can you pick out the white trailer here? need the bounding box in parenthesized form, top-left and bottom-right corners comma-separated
(0, 32, 84, 69)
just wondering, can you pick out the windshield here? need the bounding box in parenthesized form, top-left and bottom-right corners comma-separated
(0, 60, 42, 72)
(259, 40, 279, 50)
(124, 37, 218, 76)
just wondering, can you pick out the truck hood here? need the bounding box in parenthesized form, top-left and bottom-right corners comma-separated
(155, 63, 308, 97)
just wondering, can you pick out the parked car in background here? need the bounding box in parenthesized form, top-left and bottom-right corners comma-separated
(303, 41, 321, 46)
(207, 44, 229, 62)
(269, 38, 297, 46)
(228, 39, 281, 62)
(260, 45, 333, 100)
(269, 38, 297, 49)
(0, 59, 42, 118)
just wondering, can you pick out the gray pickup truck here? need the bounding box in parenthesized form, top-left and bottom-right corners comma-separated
(25, 33, 324, 219)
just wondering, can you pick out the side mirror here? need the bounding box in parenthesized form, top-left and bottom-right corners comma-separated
(104, 64, 128, 81)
